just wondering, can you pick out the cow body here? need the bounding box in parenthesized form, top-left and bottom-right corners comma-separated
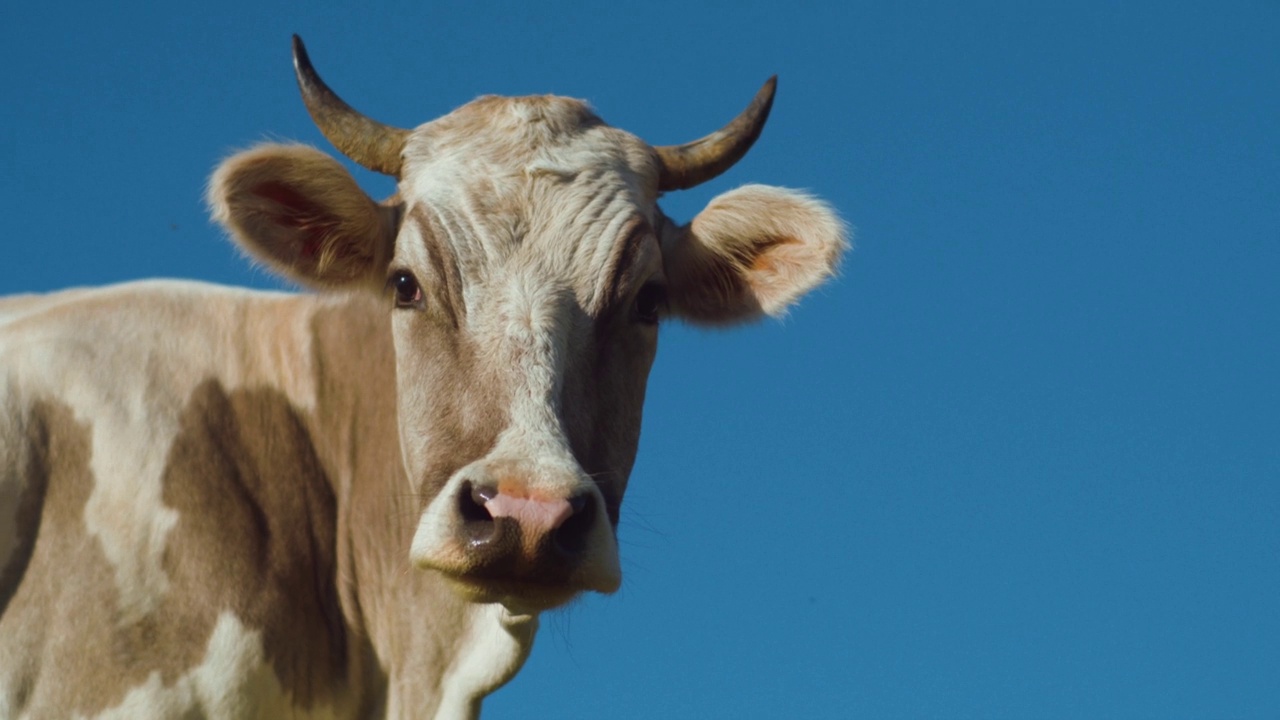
(1, 283, 536, 718)
(0, 37, 847, 719)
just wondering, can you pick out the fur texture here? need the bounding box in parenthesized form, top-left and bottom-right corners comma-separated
(662, 184, 849, 324)
(208, 145, 398, 289)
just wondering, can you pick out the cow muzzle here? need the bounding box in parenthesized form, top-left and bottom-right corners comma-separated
(409, 463, 621, 610)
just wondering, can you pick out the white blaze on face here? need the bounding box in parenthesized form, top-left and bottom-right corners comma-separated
(487, 269, 575, 458)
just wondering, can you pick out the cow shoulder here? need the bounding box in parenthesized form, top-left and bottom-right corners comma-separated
(0, 282, 370, 718)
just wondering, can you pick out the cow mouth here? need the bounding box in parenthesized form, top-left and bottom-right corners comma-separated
(410, 504, 622, 609)
(441, 572, 582, 611)
(433, 512, 600, 609)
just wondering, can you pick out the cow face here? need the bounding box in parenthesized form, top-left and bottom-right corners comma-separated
(208, 38, 846, 611)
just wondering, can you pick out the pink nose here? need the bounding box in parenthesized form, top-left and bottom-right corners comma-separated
(460, 483, 595, 562)
(482, 493, 573, 533)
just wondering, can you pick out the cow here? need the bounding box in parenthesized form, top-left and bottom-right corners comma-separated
(0, 36, 847, 719)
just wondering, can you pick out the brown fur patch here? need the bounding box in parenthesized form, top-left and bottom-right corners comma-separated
(0, 428, 47, 617)
(160, 380, 347, 708)
(0, 399, 153, 716)
(0, 386, 349, 716)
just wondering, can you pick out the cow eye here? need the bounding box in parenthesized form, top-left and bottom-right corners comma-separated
(389, 270, 423, 308)
(634, 282, 666, 325)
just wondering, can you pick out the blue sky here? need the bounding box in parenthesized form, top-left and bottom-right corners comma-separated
(4, 2, 1277, 718)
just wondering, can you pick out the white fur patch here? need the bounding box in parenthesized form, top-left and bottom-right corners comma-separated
(434, 604, 538, 720)
(81, 409, 181, 623)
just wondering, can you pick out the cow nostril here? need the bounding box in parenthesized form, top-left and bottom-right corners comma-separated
(458, 482, 495, 523)
(458, 482, 499, 546)
(552, 493, 595, 557)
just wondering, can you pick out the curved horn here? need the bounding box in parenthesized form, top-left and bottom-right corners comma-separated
(291, 35, 410, 177)
(654, 76, 777, 192)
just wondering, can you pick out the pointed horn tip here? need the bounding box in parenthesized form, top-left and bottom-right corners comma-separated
(291, 35, 311, 77)
(284, 34, 409, 178)
(654, 75, 780, 192)
(756, 75, 778, 115)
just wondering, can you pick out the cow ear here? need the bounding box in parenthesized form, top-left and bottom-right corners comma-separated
(208, 144, 397, 289)
(663, 185, 849, 325)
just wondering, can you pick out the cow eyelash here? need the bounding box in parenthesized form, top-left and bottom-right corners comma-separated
(387, 270, 423, 309)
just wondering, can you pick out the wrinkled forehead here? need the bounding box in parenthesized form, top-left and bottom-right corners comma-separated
(394, 95, 664, 308)
(402, 95, 659, 205)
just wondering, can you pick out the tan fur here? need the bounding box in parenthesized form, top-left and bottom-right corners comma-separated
(208, 145, 398, 289)
(663, 184, 850, 324)
(0, 289, 373, 718)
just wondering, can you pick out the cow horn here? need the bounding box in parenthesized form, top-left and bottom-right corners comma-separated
(654, 76, 777, 192)
(292, 35, 410, 177)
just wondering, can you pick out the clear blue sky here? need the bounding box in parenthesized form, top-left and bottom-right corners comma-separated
(4, 2, 1277, 718)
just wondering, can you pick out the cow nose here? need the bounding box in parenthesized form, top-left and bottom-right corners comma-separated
(459, 482, 595, 558)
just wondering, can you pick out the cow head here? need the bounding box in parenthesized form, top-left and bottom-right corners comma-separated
(208, 37, 846, 612)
